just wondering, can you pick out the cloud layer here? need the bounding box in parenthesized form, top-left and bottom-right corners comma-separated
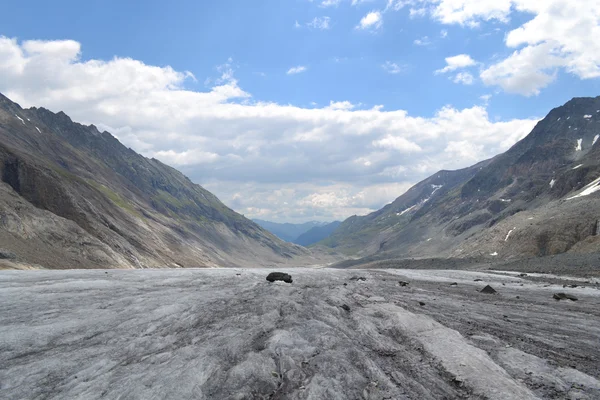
(0, 36, 538, 222)
(383, 0, 600, 95)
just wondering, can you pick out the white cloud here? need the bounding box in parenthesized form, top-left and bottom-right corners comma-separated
(306, 16, 331, 30)
(0, 36, 539, 222)
(382, 61, 405, 74)
(287, 65, 308, 75)
(453, 71, 475, 85)
(356, 11, 383, 30)
(435, 54, 477, 74)
(325, 100, 356, 110)
(440, 29, 448, 38)
(390, 0, 600, 95)
(320, 0, 342, 7)
(413, 36, 431, 46)
(372, 136, 423, 153)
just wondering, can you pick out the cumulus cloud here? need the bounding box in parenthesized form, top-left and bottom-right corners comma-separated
(391, 0, 600, 95)
(356, 11, 383, 30)
(453, 71, 475, 85)
(435, 54, 477, 74)
(0, 36, 538, 222)
(287, 65, 307, 75)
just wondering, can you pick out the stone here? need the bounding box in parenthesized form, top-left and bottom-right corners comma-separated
(398, 281, 409, 287)
(266, 272, 293, 283)
(553, 293, 578, 301)
(480, 285, 497, 294)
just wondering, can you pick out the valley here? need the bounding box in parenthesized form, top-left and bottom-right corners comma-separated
(1, 265, 599, 399)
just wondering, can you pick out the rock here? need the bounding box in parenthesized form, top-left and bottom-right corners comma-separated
(0, 250, 16, 260)
(474, 279, 483, 282)
(553, 293, 578, 301)
(419, 301, 426, 306)
(519, 273, 528, 277)
(341, 304, 350, 312)
(349, 276, 367, 281)
(266, 272, 293, 283)
(398, 281, 409, 287)
(450, 282, 458, 286)
(480, 285, 497, 294)
(516, 296, 520, 299)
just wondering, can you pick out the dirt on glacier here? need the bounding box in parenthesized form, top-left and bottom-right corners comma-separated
(1, 267, 599, 399)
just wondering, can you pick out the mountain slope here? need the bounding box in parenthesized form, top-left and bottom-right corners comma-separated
(322, 96, 600, 260)
(295, 221, 341, 247)
(0, 93, 321, 269)
(252, 219, 324, 243)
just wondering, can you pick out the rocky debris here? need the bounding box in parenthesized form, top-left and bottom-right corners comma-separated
(519, 273, 528, 277)
(553, 293, 578, 301)
(450, 282, 458, 286)
(398, 281, 409, 286)
(349, 276, 367, 281)
(340, 304, 351, 312)
(480, 285, 497, 294)
(0, 250, 16, 259)
(266, 272, 293, 283)
(419, 301, 426, 306)
(474, 279, 483, 282)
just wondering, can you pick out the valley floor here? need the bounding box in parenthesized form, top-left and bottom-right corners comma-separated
(1, 267, 599, 399)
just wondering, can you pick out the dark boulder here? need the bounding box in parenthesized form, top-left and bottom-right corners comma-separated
(398, 281, 409, 287)
(480, 285, 497, 294)
(349, 276, 367, 281)
(266, 272, 293, 283)
(553, 293, 578, 301)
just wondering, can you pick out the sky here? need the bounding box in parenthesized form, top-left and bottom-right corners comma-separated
(1, 0, 600, 223)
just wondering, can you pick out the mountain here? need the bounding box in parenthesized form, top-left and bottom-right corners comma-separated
(322, 96, 600, 261)
(252, 219, 326, 243)
(0, 93, 327, 269)
(295, 221, 341, 247)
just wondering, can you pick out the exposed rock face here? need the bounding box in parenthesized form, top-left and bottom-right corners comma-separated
(321, 96, 600, 260)
(0, 93, 324, 269)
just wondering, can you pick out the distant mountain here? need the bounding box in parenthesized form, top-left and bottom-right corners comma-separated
(0, 93, 327, 269)
(295, 221, 341, 247)
(322, 96, 600, 260)
(252, 219, 326, 243)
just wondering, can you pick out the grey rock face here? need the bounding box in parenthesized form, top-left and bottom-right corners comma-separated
(0, 92, 331, 269)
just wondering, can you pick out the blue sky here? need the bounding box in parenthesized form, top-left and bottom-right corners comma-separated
(1, 0, 600, 222)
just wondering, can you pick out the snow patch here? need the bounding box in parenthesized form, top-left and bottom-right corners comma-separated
(557, 117, 561, 121)
(567, 116, 570, 120)
(584, 114, 592, 119)
(593, 135, 599, 146)
(575, 138, 582, 151)
(26, 118, 30, 121)
(572, 164, 583, 170)
(490, 252, 498, 256)
(567, 176, 600, 200)
(549, 179, 556, 188)
(426, 238, 432, 242)
(35, 126, 41, 133)
(499, 198, 511, 203)
(527, 217, 534, 220)
(14, 114, 25, 125)
(505, 228, 516, 242)
(397, 205, 416, 217)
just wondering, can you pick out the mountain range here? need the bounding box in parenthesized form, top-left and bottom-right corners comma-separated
(1, 93, 599, 269)
(252, 219, 341, 246)
(320, 96, 600, 262)
(0, 93, 331, 269)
